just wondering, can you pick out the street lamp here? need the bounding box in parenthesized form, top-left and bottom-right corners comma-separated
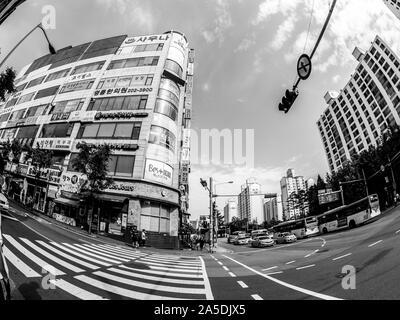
(0, 23, 56, 69)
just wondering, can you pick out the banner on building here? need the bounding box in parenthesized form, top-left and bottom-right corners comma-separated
(144, 159, 173, 186)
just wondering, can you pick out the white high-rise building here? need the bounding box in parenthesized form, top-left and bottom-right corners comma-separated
(223, 199, 238, 223)
(237, 178, 265, 224)
(280, 169, 308, 221)
(317, 35, 400, 172)
(383, 0, 400, 19)
(264, 197, 278, 223)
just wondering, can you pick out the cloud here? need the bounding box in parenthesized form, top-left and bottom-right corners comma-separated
(234, 33, 256, 52)
(332, 74, 340, 83)
(201, 0, 233, 44)
(270, 13, 298, 50)
(202, 83, 210, 92)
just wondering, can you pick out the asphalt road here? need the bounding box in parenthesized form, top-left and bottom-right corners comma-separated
(206, 206, 400, 300)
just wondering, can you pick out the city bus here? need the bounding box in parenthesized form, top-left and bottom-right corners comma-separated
(272, 216, 319, 239)
(317, 194, 381, 234)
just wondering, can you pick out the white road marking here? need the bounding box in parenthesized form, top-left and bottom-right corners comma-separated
(62, 243, 121, 264)
(305, 249, 319, 258)
(3, 235, 64, 276)
(265, 271, 283, 276)
(3, 246, 41, 278)
(50, 279, 108, 300)
(139, 260, 201, 270)
(222, 266, 229, 271)
(395, 230, 400, 234)
(237, 281, 248, 288)
(251, 294, 263, 300)
(81, 244, 141, 260)
(296, 264, 316, 270)
(217, 261, 223, 265)
(262, 266, 278, 271)
(332, 253, 352, 261)
(1, 215, 18, 221)
(228, 272, 236, 277)
(140, 257, 201, 266)
(222, 254, 342, 300)
(149, 265, 202, 274)
(199, 256, 214, 300)
(286, 260, 296, 265)
(73, 244, 130, 262)
(120, 265, 203, 279)
(368, 240, 383, 247)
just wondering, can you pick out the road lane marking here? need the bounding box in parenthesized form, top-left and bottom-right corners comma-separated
(286, 260, 296, 265)
(120, 265, 203, 279)
(251, 294, 263, 300)
(395, 230, 400, 234)
(139, 260, 201, 270)
(217, 261, 223, 265)
(262, 266, 278, 271)
(50, 279, 108, 300)
(368, 240, 383, 247)
(149, 265, 202, 273)
(3, 246, 41, 278)
(228, 272, 236, 277)
(199, 256, 214, 300)
(1, 215, 19, 221)
(237, 281, 248, 288)
(296, 264, 316, 270)
(222, 255, 341, 300)
(222, 266, 229, 271)
(62, 243, 121, 264)
(332, 253, 352, 261)
(265, 271, 283, 276)
(5, 213, 53, 242)
(73, 244, 130, 262)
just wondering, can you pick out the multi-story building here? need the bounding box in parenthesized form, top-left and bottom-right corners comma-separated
(0, 31, 194, 249)
(223, 199, 238, 224)
(264, 197, 278, 223)
(280, 168, 308, 221)
(317, 35, 400, 172)
(237, 178, 265, 224)
(383, 0, 400, 19)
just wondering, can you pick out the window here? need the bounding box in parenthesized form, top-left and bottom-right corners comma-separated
(77, 122, 141, 140)
(35, 85, 60, 99)
(154, 99, 178, 121)
(50, 99, 84, 114)
(71, 61, 105, 75)
(44, 68, 71, 82)
(114, 155, 135, 177)
(88, 95, 148, 111)
(16, 126, 39, 139)
(18, 92, 35, 104)
(140, 201, 170, 233)
(148, 125, 176, 151)
(164, 59, 183, 77)
(0, 113, 10, 122)
(60, 80, 94, 93)
(40, 123, 74, 138)
(9, 109, 26, 121)
(25, 105, 47, 118)
(26, 76, 45, 89)
(97, 74, 154, 89)
(107, 56, 159, 70)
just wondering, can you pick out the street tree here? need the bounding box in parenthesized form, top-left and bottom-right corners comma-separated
(0, 67, 16, 102)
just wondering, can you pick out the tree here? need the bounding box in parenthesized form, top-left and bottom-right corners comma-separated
(71, 142, 114, 233)
(0, 67, 16, 102)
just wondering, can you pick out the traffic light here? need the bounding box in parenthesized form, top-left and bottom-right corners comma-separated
(278, 89, 298, 113)
(212, 201, 217, 214)
(200, 178, 208, 188)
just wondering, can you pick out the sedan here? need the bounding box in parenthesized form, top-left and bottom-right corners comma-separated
(274, 232, 297, 244)
(251, 236, 275, 248)
(234, 236, 251, 245)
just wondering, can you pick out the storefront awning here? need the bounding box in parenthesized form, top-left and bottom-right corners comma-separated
(95, 193, 128, 203)
(53, 197, 80, 208)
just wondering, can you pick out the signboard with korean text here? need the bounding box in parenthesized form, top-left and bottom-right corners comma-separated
(51, 112, 71, 122)
(144, 159, 173, 186)
(318, 190, 341, 205)
(36, 138, 72, 150)
(69, 110, 96, 122)
(60, 172, 87, 194)
(93, 86, 152, 97)
(181, 148, 190, 164)
(61, 79, 94, 93)
(123, 34, 169, 45)
(182, 129, 190, 148)
(68, 71, 100, 83)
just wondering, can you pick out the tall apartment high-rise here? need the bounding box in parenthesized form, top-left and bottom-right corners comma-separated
(317, 35, 400, 172)
(223, 199, 238, 223)
(0, 31, 194, 249)
(383, 0, 400, 20)
(280, 169, 308, 221)
(237, 178, 265, 224)
(264, 197, 278, 223)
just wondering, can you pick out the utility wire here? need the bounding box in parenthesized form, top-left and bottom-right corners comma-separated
(303, 0, 315, 54)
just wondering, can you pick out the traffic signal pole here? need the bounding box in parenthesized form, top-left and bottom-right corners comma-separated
(209, 177, 214, 253)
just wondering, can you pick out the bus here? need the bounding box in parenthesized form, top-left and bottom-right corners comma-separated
(250, 229, 270, 238)
(317, 194, 380, 234)
(272, 217, 319, 239)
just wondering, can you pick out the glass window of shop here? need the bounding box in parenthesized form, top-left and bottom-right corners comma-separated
(71, 60, 105, 75)
(50, 99, 84, 114)
(26, 76, 46, 89)
(77, 122, 141, 140)
(164, 59, 183, 78)
(107, 56, 159, 70)
(5, 97, 18, 108)
(44, 68, 71, 83)
(158, 88, 179, 106)
(18, 92, 35, 104)
(0, 113, 10, 122)
(40, 123, 74, 138)
(16, 126, 39, 139)
(160, 78, 180, 98)
(154, 99, 178, 121)
(24, 104, 47, 118)
(148, 125, 176, 151)
(140, 201, 171, 233)
(99, 200, 128, 236)
(116, 43, 164, 55)
(9, 109, 26, 121)
(87, 95, 148, 111)
(15, 82, 27, 92)
(0, 128, 17, 140)
(35, 85, 60, 100)
(107, 155, 135, 177)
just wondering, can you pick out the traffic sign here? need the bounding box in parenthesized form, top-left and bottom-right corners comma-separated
(297, 54, 312, 80)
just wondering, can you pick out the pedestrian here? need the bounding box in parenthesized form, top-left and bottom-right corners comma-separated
(199, 235, 205, 251)
(140, 229, 147, 247)
(131, 226, 139, 248)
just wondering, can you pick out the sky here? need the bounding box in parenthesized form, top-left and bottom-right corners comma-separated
(1, 0, 400, 220)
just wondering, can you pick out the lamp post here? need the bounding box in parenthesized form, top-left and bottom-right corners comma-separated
(0, 23, 56, 69)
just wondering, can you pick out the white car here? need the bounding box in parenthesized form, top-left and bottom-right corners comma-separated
(251, 235, 275, 247)
(274, 232, 297, 244)
(234, 236, 251, 245)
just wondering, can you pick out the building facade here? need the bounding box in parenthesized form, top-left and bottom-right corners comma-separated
(0, 31, 194, 249)
(237, 178, 265, 224)
(383, 0, 400, 19)
(223, 199, 238, 224)
(317, 35, 400, 172)
(280, 168, 308, 221)
(264, 197, 278, 223)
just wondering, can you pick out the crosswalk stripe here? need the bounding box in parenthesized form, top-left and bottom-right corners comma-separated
(107, 267, 205, 286)
(3, 235, 65, 276)
(62, 243, 121, 264)
(72, 244, 131, 262)
(94, 271, 207, 295)
(149, 265, 202, 273)
(20, 238, 85, 273)
(120, 265, 203, 278)
(75, 275, 189, 300)
(151, 254, 198, 261)
(83, 244, 142, 260)
(138, 260, 202, 270)
(143, 256, 201, 265)
(49, 242, 112, 267)
(49, 279, 109, 300)
(98, 244, 145, 256)
(36, 241, 99, 270)
(3, 246, 41, 278)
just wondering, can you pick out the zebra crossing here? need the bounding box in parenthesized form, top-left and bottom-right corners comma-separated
(2, 234, 213, 300)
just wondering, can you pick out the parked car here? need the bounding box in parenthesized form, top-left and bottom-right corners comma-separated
(0, 207, 11, 300)
(274, 232, 297, 244)
(251, 235, 275, 247)
(227, 231, 245, 244)
(234, 235, 251, 245)
(0, 193, 9, 213)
